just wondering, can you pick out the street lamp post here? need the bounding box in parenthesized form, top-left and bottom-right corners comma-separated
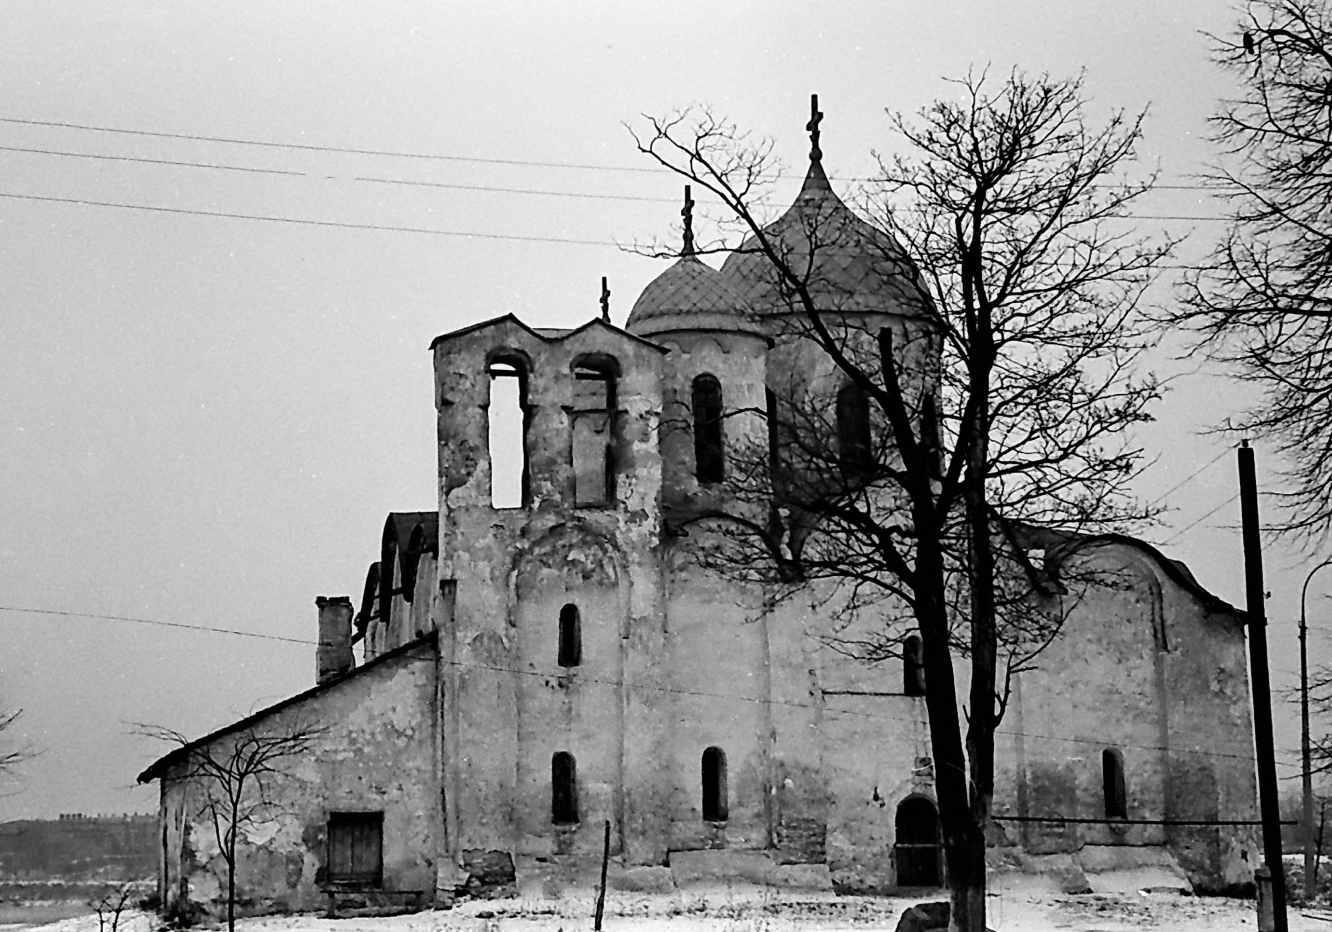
(1301, 558, 1332, 899)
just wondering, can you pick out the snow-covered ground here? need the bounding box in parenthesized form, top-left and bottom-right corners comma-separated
(5, 882, 1332, 932)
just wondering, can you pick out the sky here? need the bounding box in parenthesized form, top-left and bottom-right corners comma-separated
(0, 0, 1318, 820)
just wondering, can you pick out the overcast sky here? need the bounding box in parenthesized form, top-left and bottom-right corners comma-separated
(1, 1, 1314, 820)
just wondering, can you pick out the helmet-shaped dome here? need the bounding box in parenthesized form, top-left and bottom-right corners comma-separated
(720, 160, 924, 317)
(626, 253, 766, 340)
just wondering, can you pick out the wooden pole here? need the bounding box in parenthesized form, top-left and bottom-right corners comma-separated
(1240, 441, 1288, 931)
(594, 819, 610, 931)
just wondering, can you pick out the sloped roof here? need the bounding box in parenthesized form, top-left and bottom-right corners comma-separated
(136, 632, 437, 784)
(429, 313, 667, 354)
(720, 159, 926, 317)
(1014, 524, 1244, 620)
(625, 254, 766, 340)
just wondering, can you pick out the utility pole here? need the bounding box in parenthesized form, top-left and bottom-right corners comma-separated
(1240, 441, 1287, 931)
(1301, 558, 1332, 898)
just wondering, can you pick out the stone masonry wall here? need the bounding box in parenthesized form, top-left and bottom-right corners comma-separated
(159, 638, 440, 920)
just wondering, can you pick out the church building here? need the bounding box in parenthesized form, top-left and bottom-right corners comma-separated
(139, 106, 1260, 919)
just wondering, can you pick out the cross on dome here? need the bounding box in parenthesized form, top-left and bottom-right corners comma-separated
(807, 94, 823, 162)
(681, 185, 695, 256)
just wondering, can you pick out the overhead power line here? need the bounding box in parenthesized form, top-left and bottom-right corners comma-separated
(354, 174, 689, 204)
(0, 606, 309, 645)
(2, 604, 1278, 766)
(0, 114, 1243, 193)
(1159, 491, 1242, 545)
(0, 191, 1236, 254)
(0, 191, 622, 245)
(1148, 446, 1235, 507)
(2, 604, 1276, 767)
(0, 140, 1229, 215)
(0, 143, 304, 176)
(0, 116, 667, 174)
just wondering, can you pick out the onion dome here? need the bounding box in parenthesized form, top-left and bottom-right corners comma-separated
(720, 98, 924, 317)
(626, 254, 765, 339)
(626, 185, 766, 340)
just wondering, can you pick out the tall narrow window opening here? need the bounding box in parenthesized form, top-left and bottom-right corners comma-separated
(766, 388, 783, 492)
(327, 812, 384, 886)
(693, 375, 724, 484)
(488, 361, 528, 508)
(1103, 749, 1127, 819)
(702, 746, 728, 822)
(837, 384, 872, 481)
(558, 603, 581, 668)
(552, 752, 578, 824)
(572, 361, 617, 506)
(903, 634, 926, 697)
(895, 797, 942, 887)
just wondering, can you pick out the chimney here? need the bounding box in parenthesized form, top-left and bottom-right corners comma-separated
(316, 596, 355, 685)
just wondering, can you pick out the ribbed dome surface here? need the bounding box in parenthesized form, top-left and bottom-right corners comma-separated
(720, 160, 923, 316)
(626, 254, 765, 339)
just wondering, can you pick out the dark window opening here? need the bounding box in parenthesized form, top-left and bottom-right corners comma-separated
(702, 746, 728, 822)
(558, 603, 581, 668)
(766, 388, 783, 493)
(572, 362, 617, 506)
(903, 634, 926, 697)
(837, 384, 872, 481)
(399, 524, 429, 604)
(1103, 749, 1127, 819)
(895, 797, 942, 887)
(327, 812, 383, 886)
(489, 361, 529, 509)
(692, 375, 724, 484)
(552, 752, 579, 824)
(356, 562, 381, 635)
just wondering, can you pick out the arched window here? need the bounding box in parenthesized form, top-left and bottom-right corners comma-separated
(895, 796, 942, 887)
(702, 747, 728, 822)
(903, 635, 926, 697)
(692, 374, 724, 484)
(400, 524, 428, 604)
(488, 360, 529, 508)
(837, 383, 872, 481)
(572, 359, 618, 506)
(551, 752, 578, 824)
(1103, 749, 1127, 819)
(558, 604, 581, 668)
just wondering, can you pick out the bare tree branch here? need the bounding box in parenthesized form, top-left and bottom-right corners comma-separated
(138, 721, 321, 931)
(631, 71, 1165, 932)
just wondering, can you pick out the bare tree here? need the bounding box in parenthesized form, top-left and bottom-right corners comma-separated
(1175, 0, 1332, 540)
(634, 72, 1166, 932)
(139, 723, 319, 932)
(0, 709, 29, 773)
(90, 884, 135, 932)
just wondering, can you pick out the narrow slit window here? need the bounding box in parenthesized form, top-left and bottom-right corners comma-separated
(903, 634, 926, 697)
(702, 746, 728, 822)
(558, 604, 581, 668)
(572, 363, 616, 506)
(693, 375, 724, 484)
(552, 752, 578, 824)
(766, 388, 782, 491)
(837, 384, 872, 481)
(488, 361, 528, 508)
(1103, 749, 1127, 819)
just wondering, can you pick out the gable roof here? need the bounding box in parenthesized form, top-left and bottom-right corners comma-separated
(1014, 524, 1244, 620)
(429, 313, 668, 354)
(136, 631, 437, 784)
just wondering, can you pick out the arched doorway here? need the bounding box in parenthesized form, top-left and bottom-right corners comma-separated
(895, 796, 942, 887)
